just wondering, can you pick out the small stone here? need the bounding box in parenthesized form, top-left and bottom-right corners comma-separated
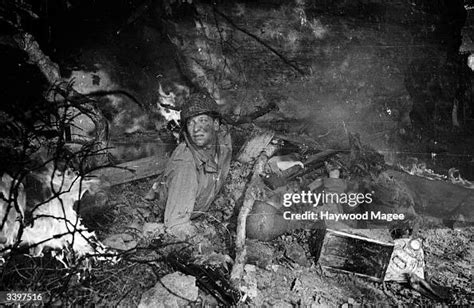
(143, 223, 165, 237)
(241, 264, 258, 299)
(247, 239, 275, 268)
(138, 272, 198, 308)
(103, 233, 137, 251)
(284, 242, 310, 267)
(270, 265, 280, 272)
(244, 264, 256, 272)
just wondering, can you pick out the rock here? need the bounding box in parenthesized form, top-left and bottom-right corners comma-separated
(240, 264, 258, 300)
(143, 222, 165, 237)
(195, 252, 233, 270)
(247, 239, 275, 268)
(137, 207, 151, 219)
(138, 272, 199, 308)
(284, 241, 311, 267)
(237, 131, 274, 163)
(103, 233, 137, 251)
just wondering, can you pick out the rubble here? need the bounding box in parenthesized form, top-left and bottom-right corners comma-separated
(103, 233, 137, 251)
(142, 222, 165, 238)
(138, 272, 198, 308)
(240, 264, 259, 300)
(282, 241, 311, 267)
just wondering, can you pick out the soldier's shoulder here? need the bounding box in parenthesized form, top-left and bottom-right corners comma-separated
(169, 142, 194, 162)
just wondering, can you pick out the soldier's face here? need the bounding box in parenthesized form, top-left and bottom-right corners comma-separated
(186, 114, 219, 148)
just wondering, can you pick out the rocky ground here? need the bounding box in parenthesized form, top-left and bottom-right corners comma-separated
(69, 160, 472, 306)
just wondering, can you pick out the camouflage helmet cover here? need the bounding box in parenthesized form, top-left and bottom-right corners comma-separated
(180, 92, 220, 123)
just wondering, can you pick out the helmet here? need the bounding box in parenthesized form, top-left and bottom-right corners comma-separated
(180, 92, 220, 123)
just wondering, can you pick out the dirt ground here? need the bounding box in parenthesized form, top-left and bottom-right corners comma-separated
(72, 169, 472, 306)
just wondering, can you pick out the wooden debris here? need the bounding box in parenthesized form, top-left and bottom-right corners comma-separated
(305, 149, 342, 166)
(237, 130, 275, 163)
(91, 155, 168, 186)
(274, 133, 321, 150)
(264, 164, 304, 189)
(230, 101, 278, 125)
(231, 144, 276, 287)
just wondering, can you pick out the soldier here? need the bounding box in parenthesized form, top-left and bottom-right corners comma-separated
(145, 92, 232, 237)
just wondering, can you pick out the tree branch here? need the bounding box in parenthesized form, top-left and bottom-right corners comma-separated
(230, 143, 278, 288)
(212, 6, 307, 76)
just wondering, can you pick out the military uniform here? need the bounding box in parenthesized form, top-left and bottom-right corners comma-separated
(146, 92, 232, 230)
(162, 129, 231, 228)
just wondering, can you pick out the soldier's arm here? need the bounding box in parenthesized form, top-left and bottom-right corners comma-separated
(163, 160, 198, 228)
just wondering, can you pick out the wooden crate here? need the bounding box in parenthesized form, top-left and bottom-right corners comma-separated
(309, 229, 394, 281)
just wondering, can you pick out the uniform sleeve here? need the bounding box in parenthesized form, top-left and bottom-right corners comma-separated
(163, 160, 198, 228)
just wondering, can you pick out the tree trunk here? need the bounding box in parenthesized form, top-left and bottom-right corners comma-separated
(13, 32, 110, 168)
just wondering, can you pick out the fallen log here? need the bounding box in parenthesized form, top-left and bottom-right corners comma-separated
(384, 170, 474, 224)
(91, 155, 168, 186)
